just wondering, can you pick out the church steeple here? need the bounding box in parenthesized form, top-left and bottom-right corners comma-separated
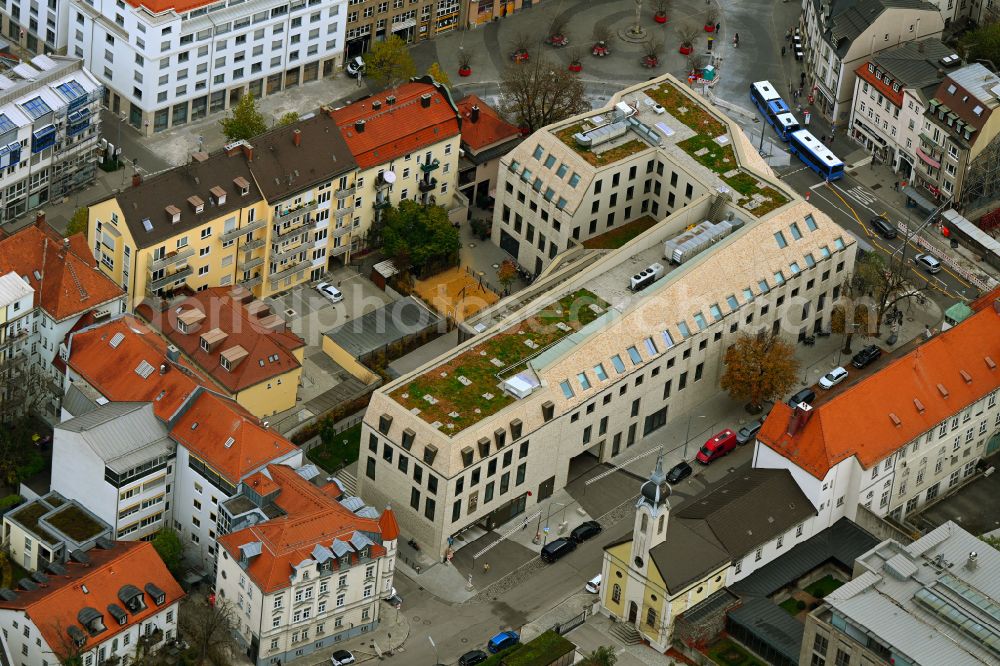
(631, 451, 671, 572)
(638, 451, 671, 512)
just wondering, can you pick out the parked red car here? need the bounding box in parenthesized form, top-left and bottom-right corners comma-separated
(696, 429, 738, 464)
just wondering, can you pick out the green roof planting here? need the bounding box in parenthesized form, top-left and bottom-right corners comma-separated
(392, 289, 609, 434)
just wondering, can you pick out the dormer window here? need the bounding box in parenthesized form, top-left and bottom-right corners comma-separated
(221, 356, 232, 371)
(77, 607, 106, 636)
(118, 585, 146, 614)
(188, 195, 205, 214)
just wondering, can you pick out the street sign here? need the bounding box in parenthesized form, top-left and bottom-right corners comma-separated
(543, 526, 550, 533)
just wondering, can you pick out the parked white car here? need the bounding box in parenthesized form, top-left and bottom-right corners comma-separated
(346, 56, 365, 77)
(818, 366, 849, 389)
(316, 282, 343, 304)
(585, 574, 602, 594)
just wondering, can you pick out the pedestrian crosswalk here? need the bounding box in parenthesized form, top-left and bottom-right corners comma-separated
(843, 185, 878, 207)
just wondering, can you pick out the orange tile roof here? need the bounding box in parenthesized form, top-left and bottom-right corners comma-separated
(0, 221, 123, 321)
(331, 82, 461, 169)
(0, 541, 183, 658)
(217, 465, 392, 593)
(136, 287, 304, 394)
(66, 316, 209, 421)
(455, 95, 521, 152)
(124, 0, 213, 14)
(170, 391, 297, 485)
(759, 304, 1000, 479)
(379, 506, 400, 541)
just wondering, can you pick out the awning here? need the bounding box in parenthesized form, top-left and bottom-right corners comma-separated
(902, 186, 935, 214)
(916, 147, 940, 169)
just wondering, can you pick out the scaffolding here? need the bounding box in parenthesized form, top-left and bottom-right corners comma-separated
(962, 134, 1000, 219)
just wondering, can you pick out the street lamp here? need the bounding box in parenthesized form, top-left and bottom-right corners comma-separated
(428, 635, 439, 665)
(683, 415, 706, 458)
(541, 502, 567, 547)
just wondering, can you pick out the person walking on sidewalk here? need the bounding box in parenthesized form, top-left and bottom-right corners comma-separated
(483, 562, 490, 574)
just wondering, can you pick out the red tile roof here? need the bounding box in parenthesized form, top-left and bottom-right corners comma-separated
(0, 221, 123, 321)
(331, 82, 461, 169)
(169, 391, 297, 485)
(455, 95, 521, 152)
(759, 305, 1000, 479)
(855, 63, 904, 108)
(66, 316, 209, 421)
(379, 507, 400, 541)
(0, 541, 183, 658)
(124, 0, 212, 14)
(217, 465, 393, 593)
(136, 287, 304, 394)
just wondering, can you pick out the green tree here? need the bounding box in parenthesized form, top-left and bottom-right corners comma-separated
(720, 331, 800, 413)
(219, 92, 267, 142)
(497, 259, 518, 293)
(582, 646, 618, 666)
(65, 207, 88, 238)
(382, 200, 460, 276)
(426, 62, 450, 86)
(367, 35, 417, 89)
(277, 111, 300, 126)
(960, 20, 1000, 71)
(981, 534, 1000, 550)
(152, 528, 184, 575)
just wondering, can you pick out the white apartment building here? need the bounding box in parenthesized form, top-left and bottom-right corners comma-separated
(52, 402, 175, 542)
(68, 0, 348, 135)
(800, 0, 944, 125)
(847, 38, 957, 176)
(755, 298, 1000, 529)
(0, 0, 71, 55)
(215, 464, 398, 666)
(359, 77, 856, 561)
(0, 54, 101, 224)
(0, 270, 34, 366)
(0, 541, 183, 666)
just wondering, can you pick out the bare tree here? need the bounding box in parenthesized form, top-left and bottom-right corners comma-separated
(676, 23, 699, 49)
(510, 32, 531, 55)
(498, 56, 589, 132)
(48, 618, 86, 666)
(643, 38, 664, 59)
(569, 46, 585, 66)
(705, 9, 718, 27)
(593, 24, 614, 45)
(0, 354, 51, 425)
(181, 599, 240, 665)
(548, 15, 569, 39)
(654, 0, 670, 16)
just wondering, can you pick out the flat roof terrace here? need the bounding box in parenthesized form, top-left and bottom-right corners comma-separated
(390, 289, 610, 435)
(553, 80, 789, 218)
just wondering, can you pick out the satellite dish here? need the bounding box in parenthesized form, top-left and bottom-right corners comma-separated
(383, 171, 397, 184)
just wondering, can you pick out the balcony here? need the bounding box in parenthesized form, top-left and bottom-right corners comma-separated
(238, 255, 264, 271)
(272, 217, 317, 243)
(418, 177, 438, 193)
(240, 275, 263, 289)
(149, 247, 194, 272)
(270, 243, 310, 264)
(220, 218, 267, 243)
(147, 265, 193, 292)
(420, 158, 440, 173)
(244, 237, 266, 252)
(277, 200, 318, 218)
(330, 244, 349, 257)
(333, 225, 352, 238)
(268, 260, 313, 287)
(335, 186, 356, 199)
(334, 205, 355, 220)
(373, 197, 391, 210)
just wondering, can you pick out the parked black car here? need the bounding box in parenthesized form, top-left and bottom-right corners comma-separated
(459, 650, 488, 666)
(852, 345, 882, 369)
(787, 387, 817, 407)
(540, 538, 577, 563)
(570, 520, 603, 543)
(870, 216, 898, 239)
(736, 420, 764, 446)
(665, 461, 692, 484)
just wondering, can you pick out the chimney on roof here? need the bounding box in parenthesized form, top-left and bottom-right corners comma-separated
(470, 105, 480, 123)
(786, 402, 813, 437)
(159, 363, 169, 375)
(355, 119, 366, 133)
(386, 95, 396, 105)
(372, 100, 382, 110)
(166, 345, 180, 362)
(191, 151, 209, 163)
(242, 143, 254, 162)
(421, 93, 432, 108)
(34, 210, 46, 228)
(293, 129, 301, 147)
(59, 237, 69, 259)
(132, 173, 142, 188)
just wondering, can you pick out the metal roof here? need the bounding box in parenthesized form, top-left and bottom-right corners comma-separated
(728, 596, 805, 664)
(55, 402, 174, 471)
(871, 39, 956, 91)
(947, 64, 1000, 107)
(0, 271, 32, 306)
(324, 296, 441, 359)
(816, 0, 941, 58)
(824, 521, 1000, 665)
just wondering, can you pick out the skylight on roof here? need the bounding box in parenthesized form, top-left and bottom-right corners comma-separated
(56, 80, 86, 102)
(109, 332, 125, 348)
(0, 114, 15, 135)
(21, 96, 52, 120)
(135, 360, 155, 378)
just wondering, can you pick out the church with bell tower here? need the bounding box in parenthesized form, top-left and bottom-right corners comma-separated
(598, 455, 813, 652)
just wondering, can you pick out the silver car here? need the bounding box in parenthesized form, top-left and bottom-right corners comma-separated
(915, 253, 942, 274)
(346, 56, 365, 77)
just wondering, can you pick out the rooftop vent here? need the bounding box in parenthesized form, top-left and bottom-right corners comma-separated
(293, 128, 302, 147)
(372, 100, 382, 110)
(470, 105, 480, 122)
(960, 369, 972, 384)
(987, 356, 997, 369)
(889, 412, 902, 426)
(420, 93, 432, 108)
(913, 398, 925, 413)
(355, 119, 366, 133)
(937, 383, 949, 398)
(386, 95, 396, 105)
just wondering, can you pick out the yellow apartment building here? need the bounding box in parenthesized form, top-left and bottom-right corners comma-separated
(88, 115, 359, 310)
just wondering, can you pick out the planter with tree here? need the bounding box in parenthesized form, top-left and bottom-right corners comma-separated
(654, 0, 669, 23)
(676, 23, 698, 55)
(592, 25, 612, 57)
(704, 10, 718, 32)
(458, 50, 472, 77)
(641, 38, 663, 68)
(545, 17, 570, 48)
(568, 47, 584, 72)
(510, 32, 530, 63)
